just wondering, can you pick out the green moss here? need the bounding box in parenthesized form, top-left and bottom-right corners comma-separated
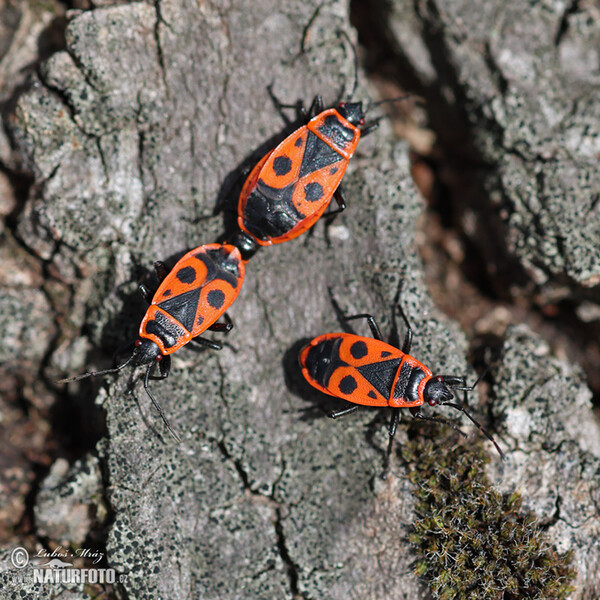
(403, 431, 576, 600)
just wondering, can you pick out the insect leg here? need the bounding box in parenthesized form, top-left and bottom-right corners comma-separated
(188, 337, 223, 351)
(387, 408, 400, 456)
(328, 404, 359, 419)
(361, 118, 381, 137)
(323, 186, 347, 247)
(143, 363, 181, 443)
(387, 281, 414, 353)
(343, 314, 384, 341)
(148, 355, 171, 381)
(207, 312, 234, 333)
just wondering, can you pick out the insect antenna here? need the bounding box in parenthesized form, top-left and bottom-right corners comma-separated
(412, 412, 467, 438)
(57, 355, 135, 384)
(447, 365, 492, 394)
(337, 28, 359, 101)
(143, 364, 182, 443)
(363, 94, 412, 119)
(442, 401, 505, 460)
(371, 95, 412, 108)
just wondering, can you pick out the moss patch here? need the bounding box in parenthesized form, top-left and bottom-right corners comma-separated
(403, 432, 576, 600)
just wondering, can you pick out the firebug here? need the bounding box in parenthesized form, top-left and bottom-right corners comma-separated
(237, 94, 380, 246)
(59, 243, 245, 441)
(299, 289, 504, 460)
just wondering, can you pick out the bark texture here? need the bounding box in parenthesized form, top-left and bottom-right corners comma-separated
(0, 0, 599, 598)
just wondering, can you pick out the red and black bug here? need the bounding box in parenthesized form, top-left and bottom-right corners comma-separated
(233, 34, 408, 251)
(237, 94, 380, 247)
(59, 243, 245, 441)
(299, 293, 504, 461)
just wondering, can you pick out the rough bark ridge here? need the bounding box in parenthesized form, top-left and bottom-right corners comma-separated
(0, 0, 598, 598)
(381, 0, 600, 289)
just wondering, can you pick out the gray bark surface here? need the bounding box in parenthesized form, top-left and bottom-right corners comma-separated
(386, 0, 600, 290)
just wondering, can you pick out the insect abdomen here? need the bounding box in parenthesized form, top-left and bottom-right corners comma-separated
(302, 337, 345, 388)
(241, 183, 304, 242)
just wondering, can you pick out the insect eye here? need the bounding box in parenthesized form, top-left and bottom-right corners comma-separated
(436, 376, 444, 382)
(359, 117, 366, 126)
(338, 102, 346, 108)
(155, 354, 162, 362)
(135, 339, 142, 347)
(428, 398, 437, 407)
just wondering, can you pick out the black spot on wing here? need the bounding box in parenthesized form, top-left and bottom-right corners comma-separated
(380, 351, 392, 358)
(368, 390, 378, 400)
(298, 132, 343, 179)
(273, 155, 292, 176)
(162, 289, 172, 297)
(295, 137, 304, 147)
(207, 289, 225, 309)
(350, 340, 368, 359)
(176, 266, 196, 284)
(339, 375, 358, 395)
(304, 182, 324, 202)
